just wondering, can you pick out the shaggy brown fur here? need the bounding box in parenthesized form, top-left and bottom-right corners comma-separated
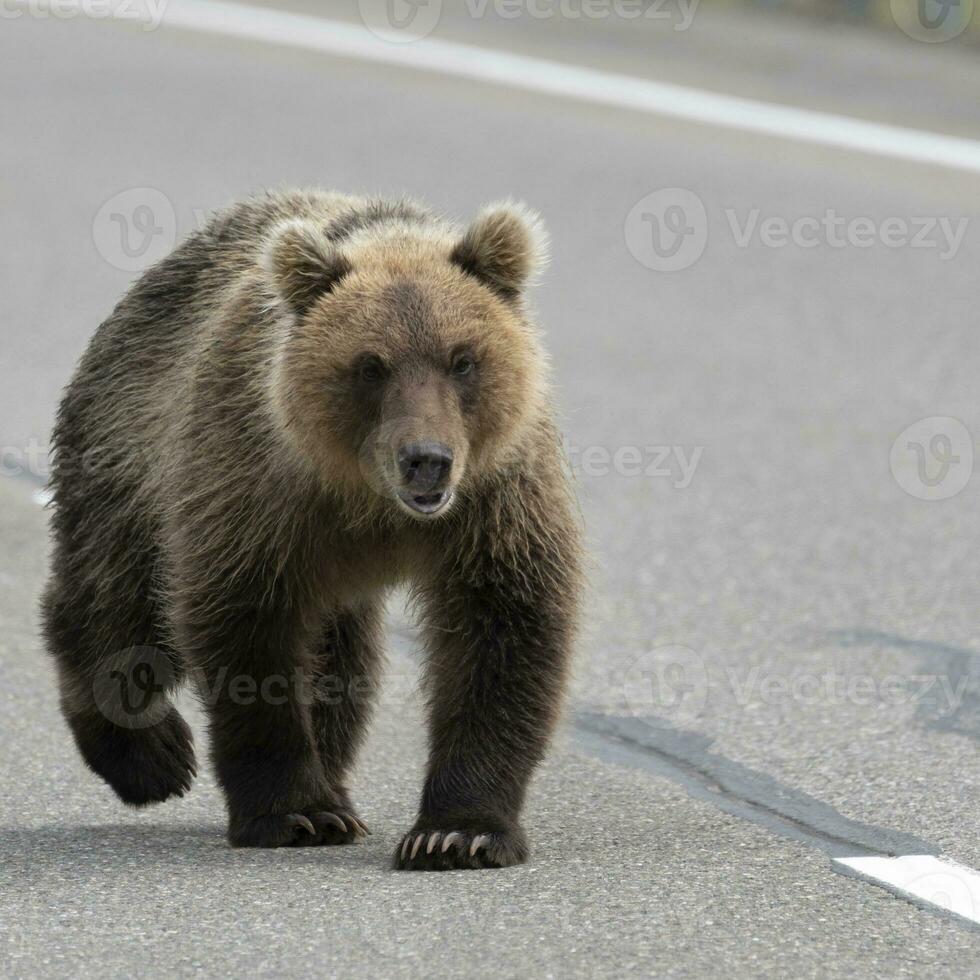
(42, 189, 582, 869)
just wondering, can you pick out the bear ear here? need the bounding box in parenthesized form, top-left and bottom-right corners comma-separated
(450, 202, 548, 300)
(261, 219, 351, 314)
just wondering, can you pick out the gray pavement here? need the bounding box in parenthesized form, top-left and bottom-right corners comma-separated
(3, 5, 980, 977)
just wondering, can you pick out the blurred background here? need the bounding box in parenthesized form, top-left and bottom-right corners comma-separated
(2, 2, 980, 977)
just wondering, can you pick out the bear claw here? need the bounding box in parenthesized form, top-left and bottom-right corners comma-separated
(304, 809, 369, 846)
(394, 825, 528, 871)
(315, 811, 347, 833)
(292, 814, 316, 836)
(230, 808, 368, 848)
(229, 812, 318, 847)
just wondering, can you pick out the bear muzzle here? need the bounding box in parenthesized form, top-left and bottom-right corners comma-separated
(395, 441, 456, 517)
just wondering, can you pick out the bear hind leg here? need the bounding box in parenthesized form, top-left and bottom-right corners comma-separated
(301, 603, 384, 843)
(42, 575, 196, 808)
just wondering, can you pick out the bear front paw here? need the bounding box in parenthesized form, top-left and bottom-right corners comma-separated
(394, 820, 528, 871)
(229, 808, 370, 848)
(302, 808, 371, 846)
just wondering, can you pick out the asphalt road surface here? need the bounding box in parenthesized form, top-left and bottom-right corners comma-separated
(3, 3, 980, 977)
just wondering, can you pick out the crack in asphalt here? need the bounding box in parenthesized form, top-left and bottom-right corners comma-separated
(575, 711, 935, 859)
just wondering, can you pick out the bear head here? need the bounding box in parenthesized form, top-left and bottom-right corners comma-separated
(261, 200, 550, 520)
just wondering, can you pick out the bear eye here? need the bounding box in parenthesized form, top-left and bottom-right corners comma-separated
(357, 356, 387, 384)
(451, 354, 476, 377)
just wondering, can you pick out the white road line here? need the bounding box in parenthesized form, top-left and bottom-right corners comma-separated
(29, 0, 980, 175)
(834, 855, 980, 926)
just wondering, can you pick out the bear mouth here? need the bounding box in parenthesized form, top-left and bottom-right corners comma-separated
(396, 487, 455, 517)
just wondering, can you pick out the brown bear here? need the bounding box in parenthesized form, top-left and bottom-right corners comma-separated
(42, 189, 582, 869)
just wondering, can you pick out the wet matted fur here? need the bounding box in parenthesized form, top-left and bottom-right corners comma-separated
(42, 189, 582, 869)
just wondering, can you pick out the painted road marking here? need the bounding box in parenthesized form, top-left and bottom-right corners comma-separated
(834, 855, 980, 927)
(26, 0, 980, 175)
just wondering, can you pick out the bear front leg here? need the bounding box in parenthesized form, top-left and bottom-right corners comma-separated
(397, 483, 581, 870)
(178, 591, 366, 848)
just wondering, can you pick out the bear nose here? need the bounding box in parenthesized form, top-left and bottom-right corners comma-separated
(397, 441, 454, 489)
